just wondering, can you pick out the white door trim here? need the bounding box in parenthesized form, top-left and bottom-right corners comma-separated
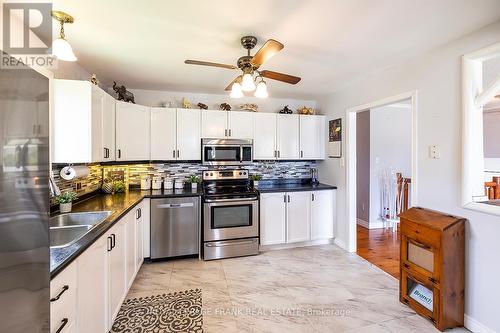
(345, 90, 418, 252)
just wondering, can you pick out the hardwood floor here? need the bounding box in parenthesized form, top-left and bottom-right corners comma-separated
(356, 225, 400, 279)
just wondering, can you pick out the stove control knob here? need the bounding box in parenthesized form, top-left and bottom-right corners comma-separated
(243, 172, 246, 175)
(239, 172, 242, 175)
(210, 173, 213, 176)
(205, 172, 209, 176)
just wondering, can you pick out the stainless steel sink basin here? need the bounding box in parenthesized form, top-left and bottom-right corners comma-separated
(50, 211, 111, 248)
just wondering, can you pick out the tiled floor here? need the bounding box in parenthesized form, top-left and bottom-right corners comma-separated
(126, 245, 468, 332)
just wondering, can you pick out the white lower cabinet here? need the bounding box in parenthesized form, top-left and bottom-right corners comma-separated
(260, 190, 335, 246)
(51, 261, 77, 333)
(141, 199, 151, 258)
(108, 216, 127, 328)
(77, 236, 107, 333)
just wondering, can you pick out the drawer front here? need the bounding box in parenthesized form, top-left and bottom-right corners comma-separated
(401, 219, 441, 248)
(50, 263, 77, 333)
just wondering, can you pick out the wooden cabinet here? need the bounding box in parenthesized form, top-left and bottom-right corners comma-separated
(201, 110, 227, 138)
(116, 101, 150, 161)
(260, 192, 286, 245)
(176, 108, 201, 160)
(300, 115, 325, 159)
(286, 192, 311, 243)
(51, 261, 77, 333)
(253, 113, 277, 159)
(260, 190, 334, 246)
(107, 218, 127, 326)
(151, 107, 176, 160)
(53, 79, 112, 163)
(311, 190, 334, 240)
(399, 207, 465, 331)
(228, 111, 254, 139)
(77, 236, 107, 333)
(277, 114, 300, 159)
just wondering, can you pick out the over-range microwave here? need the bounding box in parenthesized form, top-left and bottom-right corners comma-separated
(202, 139, 253, 166)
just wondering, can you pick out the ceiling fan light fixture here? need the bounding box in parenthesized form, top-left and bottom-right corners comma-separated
(230, 82, 244, 98)
(241, 73, 256, 91)
(51, 11, 77, 62)
(254, 80, 268, 98)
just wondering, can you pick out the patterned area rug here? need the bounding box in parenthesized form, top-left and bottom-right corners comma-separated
(111, 289, 203, 333)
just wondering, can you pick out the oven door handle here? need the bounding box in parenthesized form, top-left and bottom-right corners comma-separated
(204, 196, 258, 203)
(205, 239, 258, 247)
(156, 203, 194, 209)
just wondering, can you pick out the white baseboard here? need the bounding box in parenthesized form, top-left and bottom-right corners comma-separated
(333, 237, 347, 251)
(465, 314, 496, 333)
(356, 218, 369, 228)
(259, 238, 334, 252)
(356, 218, 385, 229)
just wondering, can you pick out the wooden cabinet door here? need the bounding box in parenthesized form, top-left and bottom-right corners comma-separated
(151, 107, 176, 160)
(125, 210, 136, 289)
(201, 110, 227, 138)
(300, 115, 325, 159)
(277, 114, 300, 159)
(77, 236, 107, 333)
(260, 192, 286, 245)
(286, 191, 311, 243)
(176, 108, 201, 160)
(311, 190, 334, 240)
(116, 101, 150, 161)
(228, 111, 254, 139)
(253, 113, 277, 159)
(108, 220, 126, 326)
(102, 93, 116, 161)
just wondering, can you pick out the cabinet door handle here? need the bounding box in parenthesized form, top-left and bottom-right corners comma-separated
(312, 193, 315, 201)
(229, 129, 232, 137)
(117, 149, 121, 159)
(177, 150, 180, 158)
(300, 150, 303, 158)
(409, 239, 431, 250)
(50, 285, 69, 302)
(277, 151, 280, 158)
(274, 150, 277, 158)
(111, 233, 116, 249)
(173, 150, 176, 158)
(288, 195, 290, 203)
(107, 236, 113, 252)
(55, 318, 69, 333)
(283, 194, 286, 203)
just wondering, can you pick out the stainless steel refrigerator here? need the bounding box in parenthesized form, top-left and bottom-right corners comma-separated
(0, 54, 50, 332)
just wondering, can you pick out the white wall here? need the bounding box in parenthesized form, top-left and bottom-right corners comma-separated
(317, 20, 500, 332)
(356, 111, 370, 224)
(369, 103, 412, 227)
(128, 88, 317, 113)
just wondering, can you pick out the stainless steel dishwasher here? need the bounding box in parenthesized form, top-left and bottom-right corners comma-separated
(151, 197, 200, 259)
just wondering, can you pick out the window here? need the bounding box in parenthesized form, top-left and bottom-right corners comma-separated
(462, 42, 500, 215)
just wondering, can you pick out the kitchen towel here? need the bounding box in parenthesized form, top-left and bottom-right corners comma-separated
(60, 165, 89, 180)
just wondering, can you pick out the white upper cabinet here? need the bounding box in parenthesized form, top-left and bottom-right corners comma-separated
(176, 108, 201, 160)
(253, 113, 277, 159)
(300, 115, 325, 160)
(311, 190, 334, 240)
(277, 114, 300, 159)
(102, 93, 116, 161)
(228, 111, 254, 139)
(201, 110, 227, 139)
(286, 191, 311, 243)
(151, 107, 176, 160)
(260, 192, 286, 245)
(53, 79, 111, 163)
(116, 101, 150, 161)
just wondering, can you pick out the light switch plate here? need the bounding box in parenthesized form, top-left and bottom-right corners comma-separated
(429, 145, 440, 159)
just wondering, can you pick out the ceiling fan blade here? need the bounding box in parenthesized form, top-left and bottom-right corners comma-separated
(185, 60, 237, 70)
(260, 70, 301, 84)
(250, 39, 284, 67)
(225, 76, 241, 91)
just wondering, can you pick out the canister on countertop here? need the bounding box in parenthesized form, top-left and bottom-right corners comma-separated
(140, 176, 151, 190)
(152, 176, 163, 190)
(174, 178, 184, 189)
(164, 177, 174, 190)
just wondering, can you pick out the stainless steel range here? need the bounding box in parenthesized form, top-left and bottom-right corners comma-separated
(202, 169, 259, 260)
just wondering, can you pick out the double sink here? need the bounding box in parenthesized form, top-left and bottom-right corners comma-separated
(50, 211, 111, 248)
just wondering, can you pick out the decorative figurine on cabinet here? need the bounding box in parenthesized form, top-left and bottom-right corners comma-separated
(220, 103, 231, 111)
(112, 81, 135, 103)
(279, 105, 293, 114)
(197, 102, 208, 110)
(182, 98, 192, 109)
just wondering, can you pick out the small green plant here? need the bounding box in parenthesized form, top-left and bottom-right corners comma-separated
(249, 174, 263, 181)
(112, 180, 126, 193)
(55, 191, 77, 204)
(187, 175, 201, 184)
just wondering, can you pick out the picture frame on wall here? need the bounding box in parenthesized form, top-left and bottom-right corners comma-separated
(328, 118, 342, 158)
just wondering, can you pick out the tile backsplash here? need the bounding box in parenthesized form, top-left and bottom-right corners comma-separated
(52, 161, 316, 201)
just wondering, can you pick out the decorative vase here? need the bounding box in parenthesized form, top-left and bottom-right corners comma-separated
(191, 183, 198, 190)
(60, 202, 72, 213)
(102, 181, 113, 194)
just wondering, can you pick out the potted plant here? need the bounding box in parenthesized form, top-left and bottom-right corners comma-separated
(249, 174, 263, 187)
(112, 180, 126, 194)
(187, 175, 201, 189)
(55, 191, 77, 213)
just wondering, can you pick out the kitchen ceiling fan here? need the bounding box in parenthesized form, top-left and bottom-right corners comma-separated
(184, 36, 301, 98)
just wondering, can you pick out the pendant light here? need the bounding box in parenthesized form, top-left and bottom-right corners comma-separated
(241, 68, 256, 91)
(51, 11, 77, 62)
(254, 78, 268, 98)
(230, 77, 244, 98)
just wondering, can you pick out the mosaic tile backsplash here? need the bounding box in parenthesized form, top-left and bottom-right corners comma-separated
(52, 161, 316, 203)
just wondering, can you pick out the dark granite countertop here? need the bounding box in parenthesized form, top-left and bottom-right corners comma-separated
(50, 187, 202, 278)
(256, 179, 337, 193)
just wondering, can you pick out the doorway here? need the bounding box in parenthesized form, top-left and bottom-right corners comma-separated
(345, 91, 418, 280)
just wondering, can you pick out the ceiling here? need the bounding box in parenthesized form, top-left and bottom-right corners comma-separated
(53, 0, 500, 99)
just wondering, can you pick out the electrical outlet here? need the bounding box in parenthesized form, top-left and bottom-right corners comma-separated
(429, 145, 440, 159)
